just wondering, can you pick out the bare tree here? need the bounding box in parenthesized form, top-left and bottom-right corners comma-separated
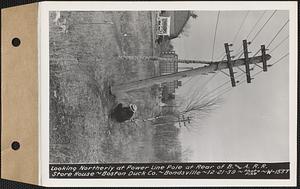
(176, 77, 223, 126)
(181, 95, 221, 117)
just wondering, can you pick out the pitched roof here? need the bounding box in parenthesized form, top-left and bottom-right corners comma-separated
(170, 11, 191, 39)
(160, 11, 191, 39)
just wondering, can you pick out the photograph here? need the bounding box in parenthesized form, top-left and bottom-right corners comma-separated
(49, 9, 289, 165)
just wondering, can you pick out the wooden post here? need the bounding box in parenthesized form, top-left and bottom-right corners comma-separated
(243, 40, 252, 83)
(111, 54, 271, 94)
(224, 43, 236, 87)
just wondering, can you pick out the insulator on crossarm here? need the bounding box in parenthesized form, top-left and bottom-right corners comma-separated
(267, 64, 272, 67)
(247, 41, 251, 45)
(229, 43, 233, 46)
(251, 78, 255, 80)
(236, 80, 240, 83)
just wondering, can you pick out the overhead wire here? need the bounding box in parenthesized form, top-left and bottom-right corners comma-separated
(183, 11, 221, 88)
(252, 19, 289, 57)
(245, 10, 267, 39)
(189, 10, 285, 102)
(201, 46, 289, 101)
(232, 10, 267, 58)
(199, 11, 222, 94)
(198, 72, 244, 102)
(216, 10, 265, 62)
(203, 14, 287, 99)
(215, 52, 289, 98)
(235, 10, 278, 59)
(199, 10, 256, 99)
(232, 11, 250, 45)
(250, 10, 278, 44)
(250, 18, 289, 72)
(266, 20, 289, 48)
(211, 11, 221, 62)
(215, 10, 263, 61)
(198, 10, 253, 100)
(269, 35, 289, 54)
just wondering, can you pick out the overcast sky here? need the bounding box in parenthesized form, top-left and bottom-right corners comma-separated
(173, 10, 289, 162)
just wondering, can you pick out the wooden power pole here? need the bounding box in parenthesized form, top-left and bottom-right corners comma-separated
(111, 42, 271, 94)
(119, 55, 213, 65)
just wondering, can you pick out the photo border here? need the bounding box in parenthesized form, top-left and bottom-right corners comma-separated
(39, 1, 298, 187)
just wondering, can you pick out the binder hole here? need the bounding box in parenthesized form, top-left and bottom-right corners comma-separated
(12, 38, 21, 47)
(11, 141, 20, 150)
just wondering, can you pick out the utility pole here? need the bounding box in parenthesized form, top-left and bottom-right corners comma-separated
(119, 55, 213, 64)
(111, 53, 271, 94)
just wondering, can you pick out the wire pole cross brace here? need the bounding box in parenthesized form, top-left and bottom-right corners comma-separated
(242, 39, 252, 83)
(224, 43, 236, 87)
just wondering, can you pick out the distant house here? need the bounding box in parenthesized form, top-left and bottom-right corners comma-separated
(159, 11, 192, 39)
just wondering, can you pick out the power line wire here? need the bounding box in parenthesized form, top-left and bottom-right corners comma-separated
(209, 10, 278, 98)
(216, 10, 263, 61)
(232, 10, 267, 58)
(214, 51, 289, 97)
(199, 72, 219, 92)
(198, 72, 244, 102)
(195, 10, 283, 102)
(232, 11, 250, 44)
(251, 10, 277, 43)
(211, 11, 221, 62)
(235, 10, 278, 59)
(216, 53, 226, 61)
(183, 10, 222, 95)
(183, 12, 222, 90)
(182, 76, 195, 85)
(189, 11, 222, 97)
(269, 35, 289, 54)
(252, 19, 289, 61)
(215, 70, 262, 98)
(245, 10, 267, 39)
(270, 52, 289, 66)
(266, 20, 289, 48)
(209, 72, 245, 98)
